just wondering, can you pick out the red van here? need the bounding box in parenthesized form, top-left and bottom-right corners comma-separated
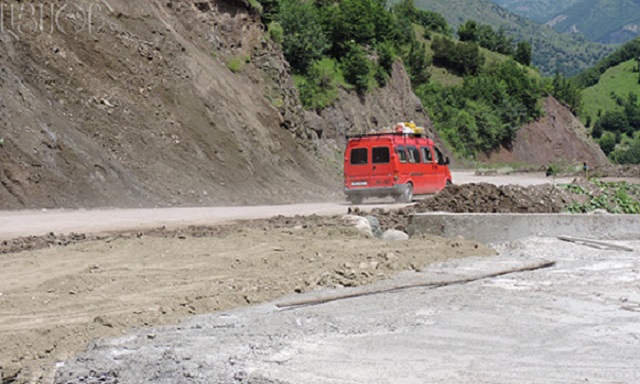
(343, 132, 452, 204)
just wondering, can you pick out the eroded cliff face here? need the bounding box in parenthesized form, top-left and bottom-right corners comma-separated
(304, 61, 447, 151)
(0, 0, 336, 209)
(479, 96, 609, 166)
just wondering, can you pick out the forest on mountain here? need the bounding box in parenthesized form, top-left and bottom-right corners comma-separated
(260, 0, 581, 160)
(493, 0, 640, 44)
(407, 0, 613, 76)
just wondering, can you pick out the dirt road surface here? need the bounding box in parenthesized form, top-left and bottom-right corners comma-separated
(0, 171, 567, 241)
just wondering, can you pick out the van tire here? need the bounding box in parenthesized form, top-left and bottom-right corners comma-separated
(446, 179, 452, 187)
(348, 196, 363, 205)
(396, 183, 413, 203)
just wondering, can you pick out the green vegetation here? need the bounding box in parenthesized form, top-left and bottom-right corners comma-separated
(297, 58, 342, 110)
(458, 20, 514, 56)
(582, 60, 639, 120)
(418, 59, 543, 158)
(575, 40, 640, 163)
(263, 0, 588, 161)
(267, 21, 284, 44)
(574, 38, 640, 88)
(401, 0, 614, 76)
(560, 180, 640, 214)
(227, 57, 247, 73)
(431, 36, 485, 76)
(259, 0, 455, 109)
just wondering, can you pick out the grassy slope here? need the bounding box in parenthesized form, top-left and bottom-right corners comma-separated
(414, 25, 539, 87)
(582, 59, 640, 123)
(400, 0, 614, 76)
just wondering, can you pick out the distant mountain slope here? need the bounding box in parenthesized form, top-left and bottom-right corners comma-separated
(409, 0, 614, 76)
(490, 0, 582, 24)
(544, 0, 640, 44)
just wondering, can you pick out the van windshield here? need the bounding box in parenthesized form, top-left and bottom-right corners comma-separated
(350, 148, 368, 165)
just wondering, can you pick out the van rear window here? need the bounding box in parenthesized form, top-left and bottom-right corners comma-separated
(350, 148, 368, 165)
(372, 147, 390, 164)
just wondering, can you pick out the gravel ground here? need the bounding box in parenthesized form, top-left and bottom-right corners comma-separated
(54, 236, 640, 384)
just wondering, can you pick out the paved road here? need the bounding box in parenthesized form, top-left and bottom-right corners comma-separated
(0, 172, 568, 240)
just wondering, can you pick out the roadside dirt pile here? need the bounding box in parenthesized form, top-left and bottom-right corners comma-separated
(0, 221, 493, 383)
(415, 183, 577, 213)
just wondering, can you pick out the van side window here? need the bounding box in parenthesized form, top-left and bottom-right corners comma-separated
(434, 147, 445, 165)
(372, 147, 390, 164)
(350, 148, 368, 165)
(407, 146, 420, 163)
(421, 147, 433, 163)
(396, 146, 407, 163)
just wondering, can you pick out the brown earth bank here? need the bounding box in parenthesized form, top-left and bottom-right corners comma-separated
(0, 0, 351, 210)
(479, 97, 609, 167)
(0, 219, 494, 383)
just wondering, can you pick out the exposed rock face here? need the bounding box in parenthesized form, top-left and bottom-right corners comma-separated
(0, 0, 336, 209)
(480, 97, 609, 166)
(304, 61, 448, 153)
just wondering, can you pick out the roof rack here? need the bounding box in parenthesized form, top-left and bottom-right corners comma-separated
(346, 132, 426, 140)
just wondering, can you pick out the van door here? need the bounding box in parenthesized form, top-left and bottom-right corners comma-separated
(345, 145, 371, 189)
(433, 146, 448, 190)
(421, 146, 438, 193)
(406, 145, 429, 194)
(370, 146, 394, 189)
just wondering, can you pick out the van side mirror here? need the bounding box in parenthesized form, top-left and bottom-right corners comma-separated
(445, 157, 450, 165)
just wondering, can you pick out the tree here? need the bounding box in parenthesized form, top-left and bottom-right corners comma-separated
(514, 41, 532, 67)
(405, 40, 431, 87)
(599, 131, 616, 156)
(342, 43, 371, 92)
(299, 58, 340, 110)
(327, 0, 377, 48)
(551, 72, 582, 116)
(278, 0, 329, 73)
(458, 20, 478, 42)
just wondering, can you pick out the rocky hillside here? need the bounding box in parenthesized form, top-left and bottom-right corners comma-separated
(305, 61, 442, 149)
(479, 97, 609, 166)
(0, 0, 433, 210)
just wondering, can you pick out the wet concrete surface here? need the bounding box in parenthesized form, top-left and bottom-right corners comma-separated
(55, 236, 640, 384)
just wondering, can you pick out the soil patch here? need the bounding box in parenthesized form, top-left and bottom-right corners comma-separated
(0, 221, 493, 383)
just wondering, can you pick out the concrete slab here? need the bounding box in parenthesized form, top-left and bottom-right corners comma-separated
(408, 213, 640, 243)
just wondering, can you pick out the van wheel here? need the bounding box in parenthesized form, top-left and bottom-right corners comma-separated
(348, 196, 363, 205)
(446, 179, 452, 187)
(396, 183, 413, 203)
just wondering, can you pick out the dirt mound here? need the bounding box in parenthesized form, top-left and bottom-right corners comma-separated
(415, 183, 576, 213)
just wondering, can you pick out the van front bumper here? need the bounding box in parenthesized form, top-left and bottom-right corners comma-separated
(344, 184, 407, 198)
